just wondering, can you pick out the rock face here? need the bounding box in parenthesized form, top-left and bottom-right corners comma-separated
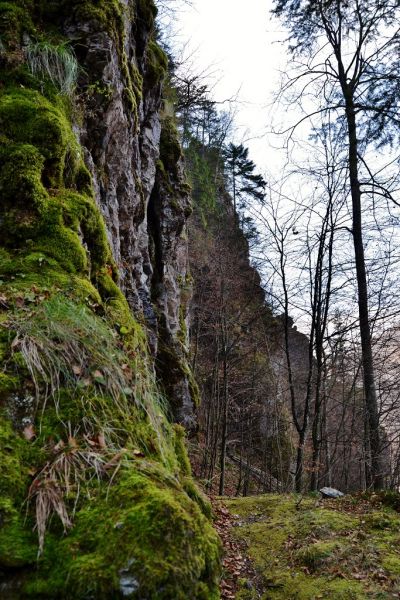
(58, 0, 195, 422)
(0, 1, 221, 597)
(148, 119, 197, 425)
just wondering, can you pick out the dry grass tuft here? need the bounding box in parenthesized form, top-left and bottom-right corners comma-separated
(11, 297, 128, 408)
(9, 297, 167, 450)
(28, 433, 124, 554)
(7, 297, 174, 551)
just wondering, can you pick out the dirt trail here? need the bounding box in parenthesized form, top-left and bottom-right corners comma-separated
(212, 498, 260, 599)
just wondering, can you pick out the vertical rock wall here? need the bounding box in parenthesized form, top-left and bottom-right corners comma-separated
(0, 2, 221, 597)
(56, 0, 195, 422)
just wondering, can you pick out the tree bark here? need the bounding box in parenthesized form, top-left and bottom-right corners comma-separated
(219, 312, 229, 496)
(344, 96, 383, 490)
(295, 432, 306, 493)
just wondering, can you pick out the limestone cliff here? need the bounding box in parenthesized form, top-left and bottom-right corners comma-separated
(0, 1, 219, 597)
(60, 0, 195, 423)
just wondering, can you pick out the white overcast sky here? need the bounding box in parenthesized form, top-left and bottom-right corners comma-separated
(163, 1, 400, 334)
(170, 0, 289, 177)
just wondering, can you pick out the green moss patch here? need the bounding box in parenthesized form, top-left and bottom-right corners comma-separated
(225, 494, 400, 599)
(0, 497, 37, 568)
(145, 40, 168, 88)
(0, 88, 79, 187)
(0, 86, 114, 282)
(0, 290, 220, 599)
(0, 1, 34, 49)
(26, 464, 220, 599)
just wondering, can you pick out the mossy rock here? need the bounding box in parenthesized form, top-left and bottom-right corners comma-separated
(0, 1, 34, 48)
(0, 3, 221, 598)
(0, 417, 29, 500)
(25, 465, 221, 599)
(0, 88, 79, 188)
(136, 0, 158, 29)
(0, 373, 18, 397)
(0, 294, 221, 598)
(0, 497, 37, 568)
(0, 84, 113, 279)
(145, 40, 168, 88)
(159, 116, 183, 176)
(173, 423, 192, 476)
(35, 0, 125, 40)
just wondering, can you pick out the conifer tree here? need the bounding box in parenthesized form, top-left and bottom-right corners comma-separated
(224, 143, 266, 222)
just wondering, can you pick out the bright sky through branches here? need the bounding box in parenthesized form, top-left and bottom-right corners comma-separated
(168, 0, 400, 334)
(172, 0, 287, 176)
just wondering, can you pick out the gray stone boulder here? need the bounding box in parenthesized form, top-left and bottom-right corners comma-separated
(319, 487, 344, 499)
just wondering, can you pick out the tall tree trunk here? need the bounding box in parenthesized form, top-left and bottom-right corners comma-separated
(310, 415, 321, 491)
(345, 97, 383, 490)
(219, 314, 229, 496)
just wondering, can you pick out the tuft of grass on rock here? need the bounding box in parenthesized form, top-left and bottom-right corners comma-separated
(25, 41, 79, 95)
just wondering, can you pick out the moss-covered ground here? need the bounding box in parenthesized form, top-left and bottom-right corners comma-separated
(224, 493, 400, 599)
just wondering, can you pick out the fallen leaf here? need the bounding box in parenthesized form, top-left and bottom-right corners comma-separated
(53, 440, 65, 453)
(104, 450, 127, 469)
(23, 424, 36, 441)
(97, 433, 106, 449)
(92, 370, 106, 384)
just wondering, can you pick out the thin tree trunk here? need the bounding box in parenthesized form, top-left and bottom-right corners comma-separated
(295, 432, 306, 493)
(219, 313, 228, 496)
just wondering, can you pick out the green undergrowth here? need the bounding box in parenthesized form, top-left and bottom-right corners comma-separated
(185, 139, 224, 228)
(226, 493, 400, 599)
(25, 460, 220, 599)
(0, 405, 221, 598)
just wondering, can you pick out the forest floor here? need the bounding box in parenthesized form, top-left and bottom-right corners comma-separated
(214, 492, 400, 599)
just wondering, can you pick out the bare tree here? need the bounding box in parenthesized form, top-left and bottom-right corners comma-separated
(272, 0, 400, 489)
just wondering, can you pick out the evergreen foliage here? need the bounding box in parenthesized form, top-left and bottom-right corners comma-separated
(272, 0, 400, 148)
(223, 142, 266, 231)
